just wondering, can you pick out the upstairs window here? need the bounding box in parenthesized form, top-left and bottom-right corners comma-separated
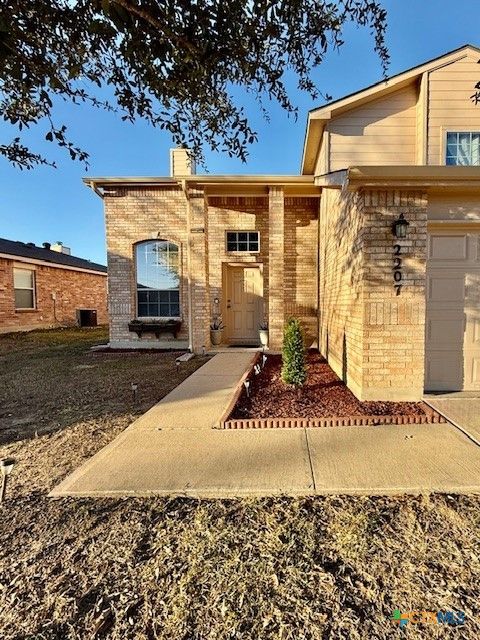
(446, 132, 480, 165)
(14, 268, 36, 309)
(226, 231, 260, 253)
(136, 240, 180, 318)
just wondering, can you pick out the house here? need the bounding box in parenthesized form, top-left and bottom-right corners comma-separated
(0, 238, 108, 333)
(85, 44, 480, 401)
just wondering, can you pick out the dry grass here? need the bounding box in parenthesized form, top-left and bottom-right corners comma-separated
(0, 328, 479, 639)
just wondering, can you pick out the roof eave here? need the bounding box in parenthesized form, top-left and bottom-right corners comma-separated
(346, 165, 480, 190)
(83, 174, 317, 197)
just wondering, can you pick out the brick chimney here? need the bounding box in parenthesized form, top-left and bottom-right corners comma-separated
(170, 148, 196, 177)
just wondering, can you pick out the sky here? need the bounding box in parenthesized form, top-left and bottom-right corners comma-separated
(1, 0, 480, 265)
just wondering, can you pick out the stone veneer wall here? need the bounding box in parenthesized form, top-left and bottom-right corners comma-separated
(0, 257, 107, 333)
(319, 187, 428, 401)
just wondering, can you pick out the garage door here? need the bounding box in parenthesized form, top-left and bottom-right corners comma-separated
(425, 231, 480, 391)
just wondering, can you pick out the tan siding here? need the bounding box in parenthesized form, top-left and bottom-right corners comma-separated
(314, 131, 329, 175)
(428, 54, 480, 164)
(170, 148, 195, 176)
(416, 75, 427, 164)
(428, 192, 480, 220)
(326, 86, 417, 171)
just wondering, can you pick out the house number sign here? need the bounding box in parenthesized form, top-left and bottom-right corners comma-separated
(393, 244, 403, 295)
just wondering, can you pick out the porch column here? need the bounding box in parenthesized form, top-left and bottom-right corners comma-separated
(268, 186, 285, 350)
(188, 187, 210, 352)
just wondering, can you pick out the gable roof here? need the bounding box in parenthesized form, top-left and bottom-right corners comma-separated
(301, 44, 480, 174)
(0, 237, 107, 274)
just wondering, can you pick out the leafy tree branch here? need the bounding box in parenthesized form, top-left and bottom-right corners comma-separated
(0, 0, 388, 169)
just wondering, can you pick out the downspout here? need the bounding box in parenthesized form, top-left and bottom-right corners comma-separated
(181, 179, 194, 353)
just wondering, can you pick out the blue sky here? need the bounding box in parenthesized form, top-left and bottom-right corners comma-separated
(1, 0, 480, 265)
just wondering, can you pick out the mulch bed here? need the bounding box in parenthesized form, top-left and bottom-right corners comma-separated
(231, 352, 427, 420)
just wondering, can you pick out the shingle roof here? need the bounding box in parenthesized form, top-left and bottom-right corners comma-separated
(0, 237, 107, 273)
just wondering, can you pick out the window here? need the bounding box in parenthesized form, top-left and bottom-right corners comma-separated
(226, 231, 260, 253)
(14, 268, 36, 309)
(446, 132, 480, 165)
(136, 240, 180, 318)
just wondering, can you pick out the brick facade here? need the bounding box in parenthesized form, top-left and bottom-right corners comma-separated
(105, 184, 319, 352)
(104, 178, 431, 399)
(0, 257, 107, 333)
(319, 187, 428, 401)
(105, 186, 191, 346)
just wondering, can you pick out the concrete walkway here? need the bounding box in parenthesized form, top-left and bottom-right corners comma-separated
(50, 355, 480, 498)
(425, 394, 480, 446)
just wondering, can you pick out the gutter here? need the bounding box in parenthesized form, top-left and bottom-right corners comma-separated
(82, 175, 316, 196)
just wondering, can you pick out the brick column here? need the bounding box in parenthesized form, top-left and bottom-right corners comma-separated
(188, 188, 210, 352)
(104, 193, 133, 344)
(361, 190, 428, 401)
(268, 186, 285, 350)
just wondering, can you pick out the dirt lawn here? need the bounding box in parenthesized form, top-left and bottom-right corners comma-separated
(0, 328, 479, 639)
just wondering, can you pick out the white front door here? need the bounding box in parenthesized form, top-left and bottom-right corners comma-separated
(425, 231, 480, 391)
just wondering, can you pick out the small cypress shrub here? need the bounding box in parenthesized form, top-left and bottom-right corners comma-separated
(281, 317, 307, 387)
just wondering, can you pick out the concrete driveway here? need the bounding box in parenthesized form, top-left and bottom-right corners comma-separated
(49, 354, 480, 498)
(425, 394, 480, 446)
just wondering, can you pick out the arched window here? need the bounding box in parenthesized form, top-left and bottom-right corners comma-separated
(136, 240, 180, 318)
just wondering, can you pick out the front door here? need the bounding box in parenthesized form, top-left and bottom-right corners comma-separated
(425, 231, 480, 391)
(225, 266, 263, 345)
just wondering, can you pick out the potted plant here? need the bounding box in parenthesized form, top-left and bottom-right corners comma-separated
(210, 318, 225, 346)
(259, 320, 269, 347)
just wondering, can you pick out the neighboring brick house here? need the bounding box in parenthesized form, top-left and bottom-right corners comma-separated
(86, 45, 480, 400)
(0, 238, 108, 333)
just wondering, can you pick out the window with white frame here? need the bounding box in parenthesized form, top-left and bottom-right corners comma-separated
(14, 268, 36, 309)
(446, 132, 480, 165)
(226, 231, 260, 252)
(136, 240, 180, 318)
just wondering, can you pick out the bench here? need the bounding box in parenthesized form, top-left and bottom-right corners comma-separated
(128, 320, 182, 339)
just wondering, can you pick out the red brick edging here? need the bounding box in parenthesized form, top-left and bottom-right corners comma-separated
(221, 405, 446, 429)
(218, 355, 447, 429)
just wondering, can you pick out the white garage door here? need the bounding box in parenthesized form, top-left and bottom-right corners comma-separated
(425, 230, 480, 391)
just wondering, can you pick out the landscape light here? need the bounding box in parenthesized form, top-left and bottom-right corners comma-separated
(0, 458, 15, 503)
(131, 382, 138, 402)
(392, 213, 409, 238)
